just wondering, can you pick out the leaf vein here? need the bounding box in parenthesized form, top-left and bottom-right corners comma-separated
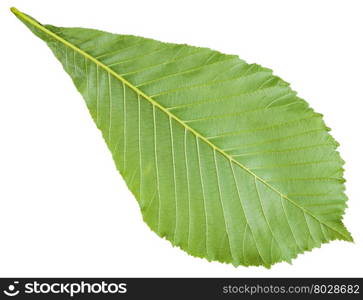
(169, 117, 178, 243)
(196, 137, 209, 258)
(153, 106, 161, 234)
(213, 149, 234, 262)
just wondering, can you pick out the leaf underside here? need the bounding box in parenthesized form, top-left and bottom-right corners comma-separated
(12, 8, 352, 268)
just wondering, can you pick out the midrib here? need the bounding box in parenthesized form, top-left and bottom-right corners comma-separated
(11, 7, 350, 240)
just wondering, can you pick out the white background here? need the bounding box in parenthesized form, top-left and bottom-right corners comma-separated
(0, 0, 362, 277)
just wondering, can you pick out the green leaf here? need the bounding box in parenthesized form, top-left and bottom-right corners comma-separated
(12, 7, 352, 267)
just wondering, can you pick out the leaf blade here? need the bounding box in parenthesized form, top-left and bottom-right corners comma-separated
(12, 7, 352, 267)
